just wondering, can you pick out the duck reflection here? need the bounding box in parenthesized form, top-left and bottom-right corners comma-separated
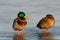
(38, 32, 55, 40)
(13, 32, 25, 40)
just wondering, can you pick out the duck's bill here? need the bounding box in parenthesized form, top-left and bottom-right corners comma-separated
(24, 16, 28, 19)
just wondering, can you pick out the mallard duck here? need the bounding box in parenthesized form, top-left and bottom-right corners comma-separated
(12, 12, 27, 34)
(37, 14, 55, 33)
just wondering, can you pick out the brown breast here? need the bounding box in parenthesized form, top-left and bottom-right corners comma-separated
(17, 19, 27, 25)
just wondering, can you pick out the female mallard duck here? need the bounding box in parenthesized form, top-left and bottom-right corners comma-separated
(12, 12, 27, 34)
(37, 14, 55, 33)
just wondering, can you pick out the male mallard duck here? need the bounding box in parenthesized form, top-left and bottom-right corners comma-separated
(12, 12, 27, 34)
(37, 14, 55, 33)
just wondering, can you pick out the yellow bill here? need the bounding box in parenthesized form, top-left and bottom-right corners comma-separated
(24, 16, 28, 19)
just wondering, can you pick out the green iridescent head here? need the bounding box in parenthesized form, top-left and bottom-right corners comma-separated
(18, 12, 25, 18)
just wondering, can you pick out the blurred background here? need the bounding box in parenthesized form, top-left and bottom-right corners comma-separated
(0, 0, 60, 40)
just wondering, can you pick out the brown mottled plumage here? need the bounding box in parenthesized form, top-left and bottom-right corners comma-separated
(37, 14, 55, 33)
(13, 18, 27, 31)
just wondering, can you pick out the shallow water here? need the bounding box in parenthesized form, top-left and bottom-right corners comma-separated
(0, 26, 60, 40)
